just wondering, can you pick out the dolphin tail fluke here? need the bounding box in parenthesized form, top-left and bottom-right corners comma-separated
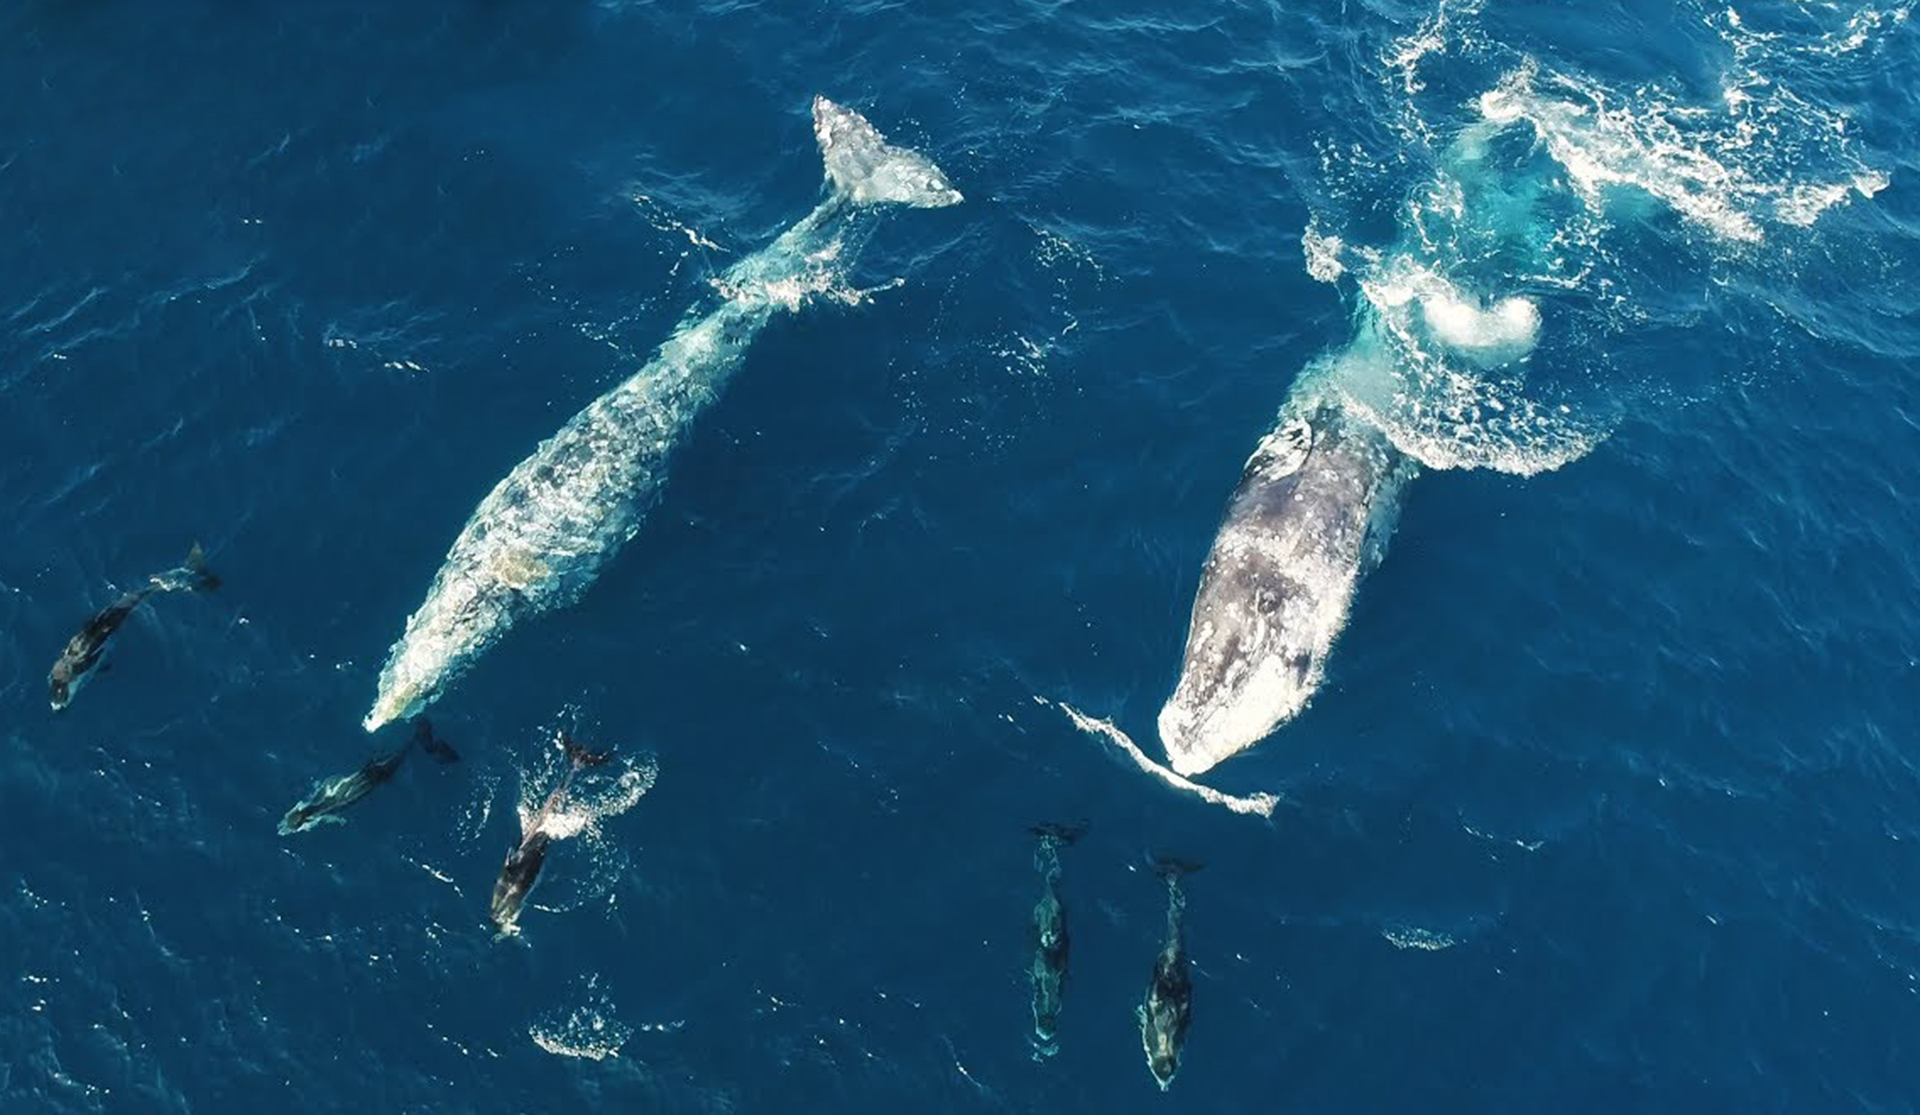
(412, 717, 461, 764)
(151, 542, 220, 593)
(811, 95, 963, 209)
(184, 542, 220, 591)
(1030, 820, 1091, 847)
(560, 731, 612, 768)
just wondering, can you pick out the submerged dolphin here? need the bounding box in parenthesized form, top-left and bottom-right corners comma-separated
(49, 543, 219, 712)
(1139, 857, 1200, 1091)
(489, 732, 611, 935)
(1157, 381, 1415, 777)
(278, 718, 460, 836)
(365, 97, 962, 732)
(1028, 820, 1088, 1058)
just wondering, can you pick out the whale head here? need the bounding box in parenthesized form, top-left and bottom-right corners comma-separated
(364, 674, 430, 735)
(1157, 554, 1329, 778)
(365, 567, 506, 733)
(812, 95, 963, 208)
(1158, 407, 1412, 777)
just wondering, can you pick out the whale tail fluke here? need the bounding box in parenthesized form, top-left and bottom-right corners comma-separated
(1030, 820, 1091, 847)
(412, 717, 461, 764)
(560, 731, 612, 768)
(812, 95, 963, 209)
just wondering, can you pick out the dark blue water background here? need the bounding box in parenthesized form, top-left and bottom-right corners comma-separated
(4, 1, 1919, 1111)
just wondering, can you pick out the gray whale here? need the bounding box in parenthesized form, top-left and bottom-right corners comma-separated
(366, 97, 961, 731)
(1158, 385, 1414, 776)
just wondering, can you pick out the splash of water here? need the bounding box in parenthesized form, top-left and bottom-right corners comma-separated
(529, 976, 634, 1061)
(1477, 59, 1886, 247)
(1305, 0, 1895, 477)
(519, 750, 659, 843)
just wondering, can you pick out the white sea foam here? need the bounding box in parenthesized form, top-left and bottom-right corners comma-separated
(530, 977, 633, 1061)
(1360, 259, 1539, 367)
(1047, 699, 1279, 818)
(1820, 4, 1911, 55)
(1381, 0, 1485, 97)
(1302, 221, 1346, 283)
(1305, 0, 1891, 481)
(1477, 55, 1884, 246)
(1333, 258, 1606, 476)
(520, 750, 659, 843)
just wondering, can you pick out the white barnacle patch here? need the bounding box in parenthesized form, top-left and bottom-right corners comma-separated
(1248, 416, 1314, 480)
(488, 545, 550, 591)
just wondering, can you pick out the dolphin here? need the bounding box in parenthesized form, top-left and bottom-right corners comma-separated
(49, 543, 219, 712)
(1028, 820, 1089, 1058)
(365, 96, 962, 732)
(1157, 382, 1416, 777)
(278, 718, 460, 836)
(489, 732, 611, 935)
(1139, 857, 1201, 1091)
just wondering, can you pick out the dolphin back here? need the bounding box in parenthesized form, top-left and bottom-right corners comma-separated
(812, 96, 963, 208)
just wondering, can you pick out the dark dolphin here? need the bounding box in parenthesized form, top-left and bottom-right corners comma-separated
(489, 732, 610, 935)
(49, 543, 218, 711)
(1028, 820, 1089, 1057)
(1140, 857, 1202, 1090)
(278, 718, 460, 836)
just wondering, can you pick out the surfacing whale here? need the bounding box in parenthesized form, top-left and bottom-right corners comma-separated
(1158, 381, 1415, 777)
(365, 96, 962, 731)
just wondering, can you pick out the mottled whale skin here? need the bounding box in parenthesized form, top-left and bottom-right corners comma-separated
(1158, 389, 1415, 776)
(365, 96, 961, 732)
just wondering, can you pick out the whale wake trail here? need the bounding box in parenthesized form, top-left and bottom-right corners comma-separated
(1046, 698, 1279, 819)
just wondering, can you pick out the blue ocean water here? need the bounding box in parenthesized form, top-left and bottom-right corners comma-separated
(3, 0, 1919, 1110)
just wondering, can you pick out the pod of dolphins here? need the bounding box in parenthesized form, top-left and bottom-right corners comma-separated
(43, 94, 1422, 1091)
(1027, 825, 1203, 1089)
